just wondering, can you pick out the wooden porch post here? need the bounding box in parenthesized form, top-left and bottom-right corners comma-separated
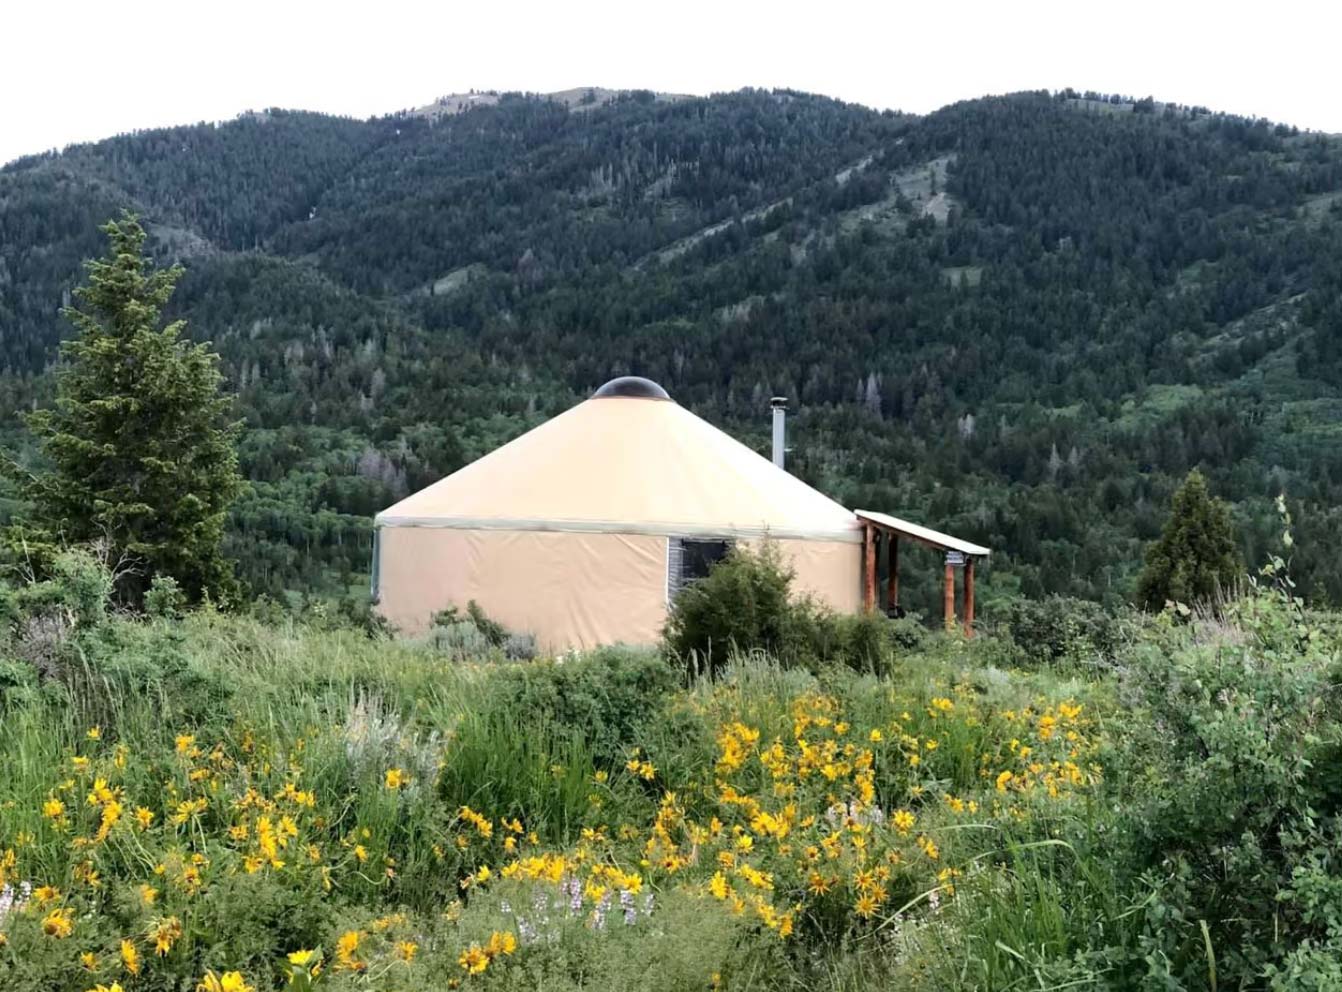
(886, 535, 899, 613)
(943, 558, 955, 630)
(963, 557, 975, 637)
(862, 523, 876, 613)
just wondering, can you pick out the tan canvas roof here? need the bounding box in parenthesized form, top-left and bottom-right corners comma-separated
(377, 394, 861, 543)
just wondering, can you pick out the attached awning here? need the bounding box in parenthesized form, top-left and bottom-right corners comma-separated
(854, 509, 990, 558)
(854, 509, 990, 637)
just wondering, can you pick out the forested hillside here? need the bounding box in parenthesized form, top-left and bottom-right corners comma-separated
(4, 87, 1342, 609)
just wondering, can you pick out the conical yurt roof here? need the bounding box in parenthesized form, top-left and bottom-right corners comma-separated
(376, 378, 860, 542)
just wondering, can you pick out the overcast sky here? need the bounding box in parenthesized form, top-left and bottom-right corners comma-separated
(5, 0, 1339, 166)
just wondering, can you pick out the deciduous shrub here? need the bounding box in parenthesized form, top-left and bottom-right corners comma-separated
(663, 542, 914, 677)
(662, 543, 799, 675)
(992, 594, 1124, 669)
(427, 619, 495, 661)
(0, 548, 234, 730)
(490, 646, 677, 764)
(426, 600, 536, 661)
(1102, 574, 1342, 986)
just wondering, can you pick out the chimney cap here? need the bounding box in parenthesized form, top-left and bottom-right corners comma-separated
(769, 396, 788, 409)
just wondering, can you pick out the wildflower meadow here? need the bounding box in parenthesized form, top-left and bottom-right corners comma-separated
(0, 547, 1340, 991)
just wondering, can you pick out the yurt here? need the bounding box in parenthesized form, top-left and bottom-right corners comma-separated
(372, 377, 863, 649)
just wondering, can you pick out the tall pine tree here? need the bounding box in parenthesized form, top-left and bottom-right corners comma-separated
(1136, 469, 1243, 610)
(19, 212, 244, 603)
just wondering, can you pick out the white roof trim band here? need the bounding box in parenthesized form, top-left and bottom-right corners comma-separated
(374, 514, 863, 544)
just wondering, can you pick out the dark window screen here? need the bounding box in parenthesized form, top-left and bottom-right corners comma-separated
(682, 540, 730, 581)
(668, 538, 731, 600)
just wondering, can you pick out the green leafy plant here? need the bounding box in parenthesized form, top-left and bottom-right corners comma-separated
(992, 594, 1124, 669)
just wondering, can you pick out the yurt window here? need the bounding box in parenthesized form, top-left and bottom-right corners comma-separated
(667, 538, 731, 600)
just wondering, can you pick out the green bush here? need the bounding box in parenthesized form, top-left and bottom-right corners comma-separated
(425, 600, 536, 660)
(1100, 580, 1342, 986)
(432, 600, 509, 646)
(662, 542, 800, 676)
(991, 594, 1123, 669)
(144, 574, 187, 619)
(663, 542, 912, 677)
(490, 646, 677, 765)
(428, 619, 495, 660)
(800, 610, 901, 675)
(0, 549, 237, 731)
(0, 549, 110, 684)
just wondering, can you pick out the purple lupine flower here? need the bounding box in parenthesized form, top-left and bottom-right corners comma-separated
(568, 875, 583, 913)
(0, 882, 29, 925)
(594, 889, 613, 931)
(642, 891, 654, 916)
(500, 899, 513, 916)
(620, 889, 636, 925)
(517, 917, 538, 945)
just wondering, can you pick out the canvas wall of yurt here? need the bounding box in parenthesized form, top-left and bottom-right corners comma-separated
(373, 377, 862, 651)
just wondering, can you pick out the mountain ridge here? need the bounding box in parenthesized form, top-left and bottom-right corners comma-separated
(3, 87, 1342, 610)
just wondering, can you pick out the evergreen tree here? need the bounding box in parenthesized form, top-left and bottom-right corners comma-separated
(18, 212, 244, 603)
(1136, 470, 1243, 610)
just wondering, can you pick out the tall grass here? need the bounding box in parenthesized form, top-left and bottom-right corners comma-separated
(1, 575, 1338, 990)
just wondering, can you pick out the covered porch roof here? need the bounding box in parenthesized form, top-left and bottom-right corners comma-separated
(854, 509, 991, 558)
(854, 509, 990, 636)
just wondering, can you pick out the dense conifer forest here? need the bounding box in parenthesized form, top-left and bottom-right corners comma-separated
(3, 87, 1342, 611)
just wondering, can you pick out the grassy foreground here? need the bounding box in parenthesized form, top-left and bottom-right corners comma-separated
(0, 561, 1339, 990)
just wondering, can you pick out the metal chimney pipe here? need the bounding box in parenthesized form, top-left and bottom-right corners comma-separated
(770, 397, 788, 468)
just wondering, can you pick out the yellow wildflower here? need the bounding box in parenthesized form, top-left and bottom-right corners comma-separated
(196, 971, 254, 992)
(334, 930, 364, 972)
(287, 948, 319, 976)
(485, 930, 517, 957)
(41, 907, 74, 939)
(458, 944, 489, 974)
(151, 916, 182, 956)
